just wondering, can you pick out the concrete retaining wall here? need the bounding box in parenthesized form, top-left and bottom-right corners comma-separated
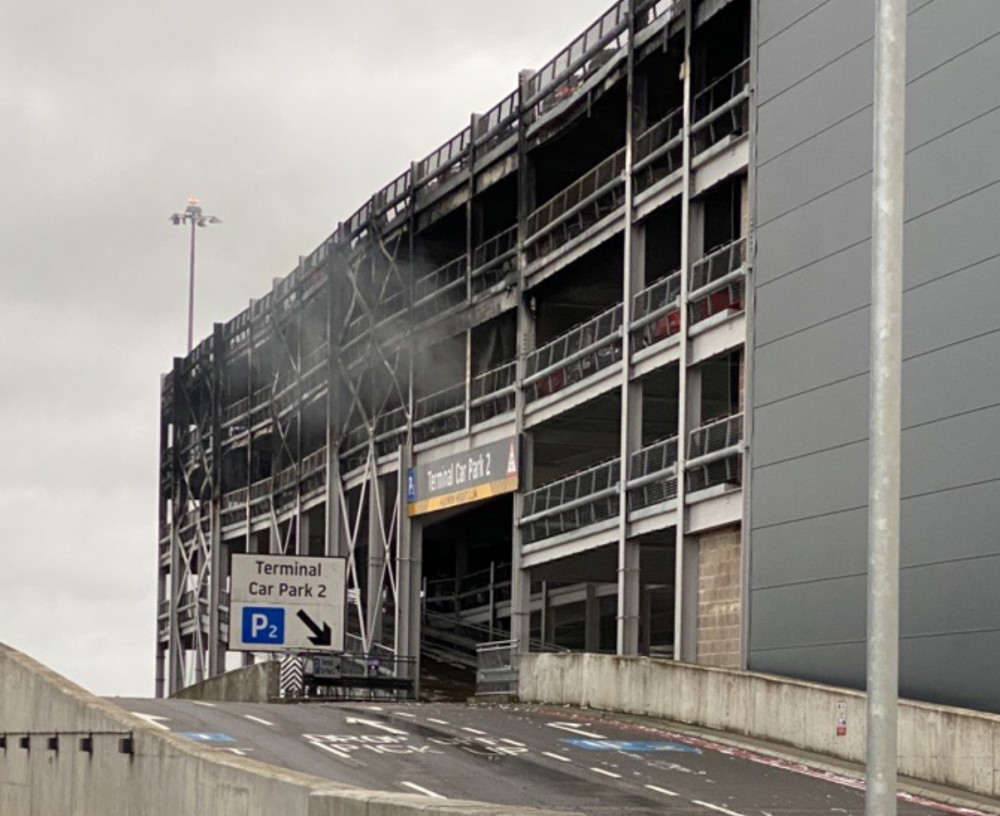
(0, 641, 576, 816)
(519, 652, 1000, 799)
(171, 661, 279, 703)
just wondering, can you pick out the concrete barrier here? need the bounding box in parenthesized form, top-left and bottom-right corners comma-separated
(518, 652, 1000, 799)
(171, 661, 279, 703)
(0, 641, 578, 816)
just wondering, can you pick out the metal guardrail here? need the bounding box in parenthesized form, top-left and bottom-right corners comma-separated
(692, 58, 750, 155)
(413, 382, 466, 444)
(471, 225, 518, 293)
(525, 304, 623, 403)
(632, 271, 681, 349)
(688, 413, 743, 493)
(525, 148, 628, 263)
(633, 107, 684, 192)
(522, 458, 621, 544)
(690, 237, 747, 325)
(471, 362, 516, 424)
(628, 435, 679, 511)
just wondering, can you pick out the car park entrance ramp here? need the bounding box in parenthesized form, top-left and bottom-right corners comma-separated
(0, 640, 579, 816)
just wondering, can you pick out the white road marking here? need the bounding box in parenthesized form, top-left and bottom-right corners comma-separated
(500, 738, 525, 746)
(543, 751, 572, 762)
(306, 738, 366, 767)
(461, 727, 488, 735)
(426, 718, 450, 725)
(394, 711, 416, 718)
(191, 701, 216, 708)
(645, 784, 679, 797)
(693, 800, 748, 816)
(344, 717, 408, 735)
(547, 722, 607, 739)
(590, 767, 622, 779)
(365, 705, 384, 711)
(475, 737, 497, 744)
(401, 781, 445, 799)
(131, 713, 170, 731)
(228, 748, 247, 756)
(244, 715, 274, 726)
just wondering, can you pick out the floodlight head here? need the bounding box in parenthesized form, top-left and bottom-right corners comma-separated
(170, 214, 182, 225)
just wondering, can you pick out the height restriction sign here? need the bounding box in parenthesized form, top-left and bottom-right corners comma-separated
(228, 554, 346, 653)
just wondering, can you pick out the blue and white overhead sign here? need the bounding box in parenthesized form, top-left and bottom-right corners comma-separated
(228, 554, 346, 653)
(407, 435, 520, 516)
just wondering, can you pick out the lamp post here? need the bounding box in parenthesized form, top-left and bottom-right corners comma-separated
(170, 197, 221, 354)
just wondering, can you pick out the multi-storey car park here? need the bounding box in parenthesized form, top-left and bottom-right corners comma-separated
(157, 0, 1000, 713)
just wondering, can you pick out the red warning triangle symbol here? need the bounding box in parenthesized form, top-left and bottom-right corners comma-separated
(506, 440, 518, 476)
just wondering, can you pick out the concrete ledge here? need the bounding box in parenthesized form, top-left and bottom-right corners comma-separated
(0, 641, 578, 816)
(518, 652, 1000, 800)
(171, 661, 279, 703)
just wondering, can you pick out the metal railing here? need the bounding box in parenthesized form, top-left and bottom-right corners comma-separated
(688, 413, 743, 493)
(525, 148, 627, 263)
(690, 237, 747, 325)
(413, 382, 466, 444)
(414, 255, 467, 320)
(692, 59, 750, 155)
(471, 225, 518, 293)
(471, 361, 517, 424)
(525, 304, 623, 403)
(522, 458, 621, 544)
(628, 435, 679, 511)
(476, 639, 519, 696)
(632, 271, 681, 350)
(415, 126, 473, 187)
(633, 107, 684, 192)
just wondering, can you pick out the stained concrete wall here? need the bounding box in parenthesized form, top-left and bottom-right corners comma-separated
(0, 641, 576, 816)
(519, 652, 1000, 799)
(172, 661, 279, 704)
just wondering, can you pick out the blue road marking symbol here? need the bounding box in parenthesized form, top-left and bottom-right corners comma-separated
(178, 732, 235, 743)
(562, 738, 701, 753)
(243, 606, 285, 644)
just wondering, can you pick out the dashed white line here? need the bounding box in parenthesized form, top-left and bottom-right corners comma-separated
(244, 715, 274, 726)
(365, 705, 384, 711)
(645, 784, 679, 797)
(693, 800, 748, 816)
(401, 781, 445, 799)
(426, 718, 450, 725)
(394, 711, 417, 718)
(461, 727, 488, 735)
(590, 767, 622, 779)
(500, 738, 525, 746)
(228, 748, 247, 756)
(543, 751, 572, 762)
(191, 701, 216, 708)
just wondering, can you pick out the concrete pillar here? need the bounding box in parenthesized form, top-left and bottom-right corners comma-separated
(366, 471, 385, 644)
(677, 535, 699, 662)
(396, 452, 423, 692)
(617, 539, 641, 655)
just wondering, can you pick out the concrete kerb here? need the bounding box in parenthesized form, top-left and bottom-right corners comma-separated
(0, 641, 582, 816)
(518, 652, 1000, 803)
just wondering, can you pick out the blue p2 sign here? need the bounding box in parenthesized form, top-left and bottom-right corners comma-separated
(242, 607, 284, 644)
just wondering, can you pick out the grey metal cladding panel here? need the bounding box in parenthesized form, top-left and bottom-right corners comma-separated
(901, 556, 1000, 639)
(749, 507, 867, 589)
(905, 181, 1000, 291)
(901, 405, 1000, 499)
(756, 0, 872, 105)
(752, 440, 868, 529)
(904, 256, 1000, 360)
(753, 241, 869, 347)
(907, 9, 1000, 150)
(899, 631, 1000, 713)
(756, 0, 828, 46)
(907, 0, 1000, 86)
(906, 108, 1000, 224)
(749, 641, 866, 693)
(902, 332, 1000, 430)
(749, 573, 866, 651)
(901, 481, 1000, 568)
(753, 307, 869, 406)
(752, 374, 867, 468)
(756, 40, 873, 165)
(756, 107, 871, 227)
(754, 175, 871, 286)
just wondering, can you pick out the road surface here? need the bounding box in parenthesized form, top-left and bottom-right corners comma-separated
(114, 698, 996, 816)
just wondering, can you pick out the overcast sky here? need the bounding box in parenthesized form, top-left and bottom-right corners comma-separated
(0, 0, 619, 697)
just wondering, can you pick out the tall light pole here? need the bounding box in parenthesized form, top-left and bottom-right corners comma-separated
(867, 1, 906, 815)
(170, 197, 221, 354)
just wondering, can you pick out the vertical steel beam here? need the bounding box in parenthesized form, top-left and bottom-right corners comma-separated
(866, 1, 906, 814)
(208, 323, 224, 677)
(616, 0, 641, 656)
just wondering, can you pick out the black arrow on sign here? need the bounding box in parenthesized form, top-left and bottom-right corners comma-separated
(296, 610, 332, 647)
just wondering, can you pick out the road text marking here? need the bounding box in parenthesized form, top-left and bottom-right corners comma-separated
(131, 713, 170, 730)
(401, 781, 445, 799)
(344, 717, 408, 735)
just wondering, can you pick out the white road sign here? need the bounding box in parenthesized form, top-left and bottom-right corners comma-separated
(228, 554, 346, 653)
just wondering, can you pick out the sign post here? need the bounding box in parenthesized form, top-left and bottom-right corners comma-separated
(228, 554, 346, 653)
